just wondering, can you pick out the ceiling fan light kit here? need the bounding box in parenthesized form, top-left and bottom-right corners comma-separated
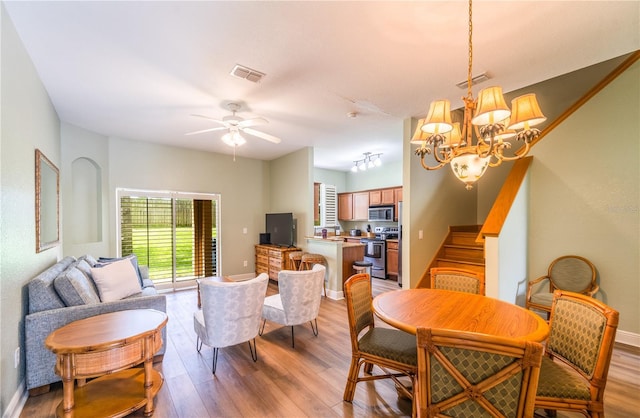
(186, 102, 281, 152)
(412, 0, 546, 190)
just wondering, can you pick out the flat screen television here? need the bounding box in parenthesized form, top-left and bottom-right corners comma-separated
(265, 212, 294, 247)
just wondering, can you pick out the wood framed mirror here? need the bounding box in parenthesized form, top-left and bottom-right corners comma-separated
(35, 149, 60, 252)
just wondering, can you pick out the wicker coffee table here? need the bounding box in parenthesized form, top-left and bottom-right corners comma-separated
(45, 309, 168, 417)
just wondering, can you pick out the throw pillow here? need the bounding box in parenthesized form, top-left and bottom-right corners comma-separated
(54, 266, 101, 306)
(97, 254, 143, 287)
(91, 259, 142, 302)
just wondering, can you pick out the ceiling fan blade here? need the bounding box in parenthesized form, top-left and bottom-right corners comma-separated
(190, 114, 228, 126)
(238, 117, 268, 128)
(185, 126, 227, 136)
(243, 127, 281, 144)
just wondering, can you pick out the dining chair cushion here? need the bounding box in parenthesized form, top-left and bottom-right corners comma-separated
(433, 273, 481, 294)
(528, 292, 554, 309)
(536, 356, 591, 400)
(546, 297, 607, 377)
(358, 327, 417, 366)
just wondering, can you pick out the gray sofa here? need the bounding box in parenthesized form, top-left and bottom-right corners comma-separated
(25, 255, 167, 394)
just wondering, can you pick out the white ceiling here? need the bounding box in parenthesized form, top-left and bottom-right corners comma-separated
(4, 1, 639, 171)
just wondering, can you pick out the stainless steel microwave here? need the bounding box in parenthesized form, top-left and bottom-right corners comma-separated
(368, 206, 394, 221)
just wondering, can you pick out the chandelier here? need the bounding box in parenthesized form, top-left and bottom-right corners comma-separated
(411, 0, 546, 190)
(351, 152, 383, 173)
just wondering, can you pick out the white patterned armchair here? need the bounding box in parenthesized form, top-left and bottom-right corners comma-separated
(193, 274, 269, 374)
(259, 264, 325, 347)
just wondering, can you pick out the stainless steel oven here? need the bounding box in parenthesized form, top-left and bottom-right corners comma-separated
(361, 238, 386, 279)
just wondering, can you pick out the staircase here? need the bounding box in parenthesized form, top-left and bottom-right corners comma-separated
(417, 225, 485, 288)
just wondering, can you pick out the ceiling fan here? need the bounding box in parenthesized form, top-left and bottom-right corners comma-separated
(186, 102, 281, 147)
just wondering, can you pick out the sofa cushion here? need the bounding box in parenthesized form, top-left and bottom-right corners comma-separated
(54, 266, 101, 306)
(74, 259, 94, 279)
(79, 254, 98, 266)
(91, 259, 142, 302)
(97, 254, 143, 287)
(27, 256, 76, 314)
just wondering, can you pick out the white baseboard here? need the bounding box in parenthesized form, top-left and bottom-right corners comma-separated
(2, 379, 27, 418)
(616, 330, 640, 348)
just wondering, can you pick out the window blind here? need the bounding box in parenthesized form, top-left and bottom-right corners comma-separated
(118, 189, 220, 286)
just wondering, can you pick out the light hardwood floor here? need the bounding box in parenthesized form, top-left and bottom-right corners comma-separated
(20, 278, 640, 418)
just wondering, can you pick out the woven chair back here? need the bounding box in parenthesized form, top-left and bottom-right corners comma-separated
(416, 327, 543, 418)
(548, 256, 596, 294)
(547, 290, 619, 380)
(430, 267, 485, 295)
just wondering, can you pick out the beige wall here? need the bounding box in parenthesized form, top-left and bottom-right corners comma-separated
(1, 5, 62, 411)
(527, 60, 639, 335)
(404, 118, 478, 289)
(269, 147, 314, 247)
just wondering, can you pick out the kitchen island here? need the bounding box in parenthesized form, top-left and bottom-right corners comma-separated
(304, 236, 364, 300)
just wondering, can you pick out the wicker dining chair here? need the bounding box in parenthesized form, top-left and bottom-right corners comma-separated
(343, 273, 417, 403)
(534, 290, 619, 418)
(526, 255, 598, 318)
(430, 267, 485, 295)
(415, 327, 544, 418)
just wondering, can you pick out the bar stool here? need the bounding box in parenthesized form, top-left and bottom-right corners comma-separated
(289, 251, 304, 271)
(300, 253, 327, 297)
(353, 260, 373, 278)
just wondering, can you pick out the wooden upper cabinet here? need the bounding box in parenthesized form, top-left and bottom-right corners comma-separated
(339, 187, 402, 221)
(338, 193, 354, 220)
(353, 192, 369, 220)
(369, 190, 382, 206)
(381, 188, 395, 205)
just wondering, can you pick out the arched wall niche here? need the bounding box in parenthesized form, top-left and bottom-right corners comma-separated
(71, 157, 102, 243)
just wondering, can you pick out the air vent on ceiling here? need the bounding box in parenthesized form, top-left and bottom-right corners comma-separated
(230, 64, 265, 83)
(456, 72, 490, 89)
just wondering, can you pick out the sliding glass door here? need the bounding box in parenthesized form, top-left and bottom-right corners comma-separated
(117, 189, 220, 290)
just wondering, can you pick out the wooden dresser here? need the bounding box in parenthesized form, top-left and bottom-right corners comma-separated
(255, 244, 300, 281)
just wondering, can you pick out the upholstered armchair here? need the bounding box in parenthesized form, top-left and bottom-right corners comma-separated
(259, 264, 325, 347)
(193, 274, 269, 374)
(429, 267, 485, 295)
(526, 255, 598, 318)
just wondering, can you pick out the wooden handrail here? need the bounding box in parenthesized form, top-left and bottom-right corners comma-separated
(482, 50, 640, 238)
(527, 50, 639, 150)
(479, 156, 532, 239)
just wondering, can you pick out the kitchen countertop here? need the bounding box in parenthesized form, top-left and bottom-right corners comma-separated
(305, 236, 364, 247)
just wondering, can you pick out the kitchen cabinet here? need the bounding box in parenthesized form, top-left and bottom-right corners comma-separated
(339, 187, 402, 221)
(370, 188, 395, 206)
(386, 240, 399, 279)
(353, 192, 369, 220)
(255, 244, 300, 281)
(338, 193, 353, 220)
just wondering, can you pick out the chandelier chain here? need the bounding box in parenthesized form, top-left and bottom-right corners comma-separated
(467, 0, 473, 100)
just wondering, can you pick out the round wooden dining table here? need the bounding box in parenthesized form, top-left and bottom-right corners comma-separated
(373, 288, 549, 342)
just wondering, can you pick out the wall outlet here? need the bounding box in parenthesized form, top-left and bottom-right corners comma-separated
(418, 230, 423, 239)
(242, 227, 247, 234)
(14, 347, 20, 368)
(243, 260, 248, 267)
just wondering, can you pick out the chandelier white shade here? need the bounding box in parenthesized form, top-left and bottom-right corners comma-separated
(412, 0, 546, 189)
